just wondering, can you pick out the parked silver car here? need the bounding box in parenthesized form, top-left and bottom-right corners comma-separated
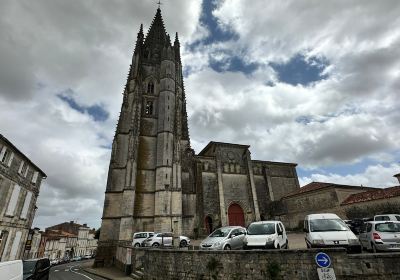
(142, 232, 190, 248)
(359, 221, 400, 252)
(200, 226, 247, 250)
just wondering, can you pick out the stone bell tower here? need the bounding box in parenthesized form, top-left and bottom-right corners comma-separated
(97, 8, 192, 264)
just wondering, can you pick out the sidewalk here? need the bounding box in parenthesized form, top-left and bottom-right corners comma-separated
(84, 266, 133, 280)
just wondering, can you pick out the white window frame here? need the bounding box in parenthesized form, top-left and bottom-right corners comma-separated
(7, 152, 14, 167)
(18, 161, 25, 174)
(6, 185, 21, 217)
(24, 165, 30, 178)
(20, 191, 32, 219)
(0, 146, 6, 163)
(31, 171, 38, 184)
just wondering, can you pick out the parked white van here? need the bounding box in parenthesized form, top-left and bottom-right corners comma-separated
(243, 221, 288, 249)
(304, 213, 361, 253)
(0, 260, 23, 280)
(132, 232, 154, 247)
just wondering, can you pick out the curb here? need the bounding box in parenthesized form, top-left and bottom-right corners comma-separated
(83, 268, 114, 280)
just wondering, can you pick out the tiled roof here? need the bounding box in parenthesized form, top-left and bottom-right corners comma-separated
(341, 186, 400, 205)
(282, 182, 375, 198)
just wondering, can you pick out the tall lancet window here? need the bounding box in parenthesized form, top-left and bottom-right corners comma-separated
(147, 82, 154, 94)
(145, 101, 153, 115)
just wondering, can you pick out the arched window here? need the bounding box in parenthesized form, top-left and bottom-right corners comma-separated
(147, 82, 154, 94)
(145, 101, 153, 115)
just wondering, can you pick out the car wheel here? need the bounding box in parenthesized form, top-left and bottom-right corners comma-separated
(134, 243, 140, 248)
(223, 245, 231, 250)
(285, 240, 289, 249)
(152, 243, 160, 247)
(276, 244, 281, 250)
(180, 240, 187, 247)
(371, 243, 377, 253)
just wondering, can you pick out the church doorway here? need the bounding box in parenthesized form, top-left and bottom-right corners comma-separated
(204, 216, 213, 234)
(228, 203, 245, 227)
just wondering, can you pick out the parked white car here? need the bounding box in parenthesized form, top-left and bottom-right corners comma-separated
(374, 214, 400, 222)
(132, 232, 154, 247)
(200, 226, 247, 250)
(359, 221, 400, 252)
(0, 260, 22, 280)
(304, 213, 361, 253)
(142, 232, 190, 247)
(243, 221, 288, 249)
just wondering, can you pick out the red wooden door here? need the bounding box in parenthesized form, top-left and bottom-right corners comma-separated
(228, 203, 245, 227)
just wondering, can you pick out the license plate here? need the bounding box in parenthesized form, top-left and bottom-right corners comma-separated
(390, 244, 400, 248)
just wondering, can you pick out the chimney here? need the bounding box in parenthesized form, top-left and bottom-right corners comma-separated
(394, 173, 400, 184)
(83, 223, 87, 227)
(70, 221, 74, 224)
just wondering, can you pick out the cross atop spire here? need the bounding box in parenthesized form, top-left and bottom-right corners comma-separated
(157, 0, 162, 9)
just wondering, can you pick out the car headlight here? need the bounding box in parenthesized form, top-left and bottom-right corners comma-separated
(312, 239, 325, 245)
(213, 242, 221, 247)
(348, 239, 360, 245)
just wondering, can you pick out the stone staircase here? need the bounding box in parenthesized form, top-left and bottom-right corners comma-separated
(131, 267, 145, 279)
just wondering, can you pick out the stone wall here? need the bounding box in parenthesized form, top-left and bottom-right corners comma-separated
(131, 248, 400, 280)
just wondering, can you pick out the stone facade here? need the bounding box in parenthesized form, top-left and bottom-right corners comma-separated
(96, 8, 300, 266)
(279, 182, 376, 229)
(0, 134, 46, 261)
(130, 247, 400, 280)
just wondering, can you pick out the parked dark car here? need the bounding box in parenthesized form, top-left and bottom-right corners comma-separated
(23, 258, 50, 280)
(349, 219, 365, 235)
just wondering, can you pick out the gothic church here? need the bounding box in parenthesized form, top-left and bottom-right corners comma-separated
(98, 8, 300, 262)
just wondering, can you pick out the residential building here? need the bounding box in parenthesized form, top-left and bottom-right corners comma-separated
(0, 134, 46, 261)
(43, 221, 97, 258)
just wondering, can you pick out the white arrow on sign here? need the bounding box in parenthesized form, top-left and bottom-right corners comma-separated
(317, 256, 329, 265)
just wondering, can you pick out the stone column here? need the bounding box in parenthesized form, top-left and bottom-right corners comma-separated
(246, 151, 261, 221)
(216, 148, 227, 226)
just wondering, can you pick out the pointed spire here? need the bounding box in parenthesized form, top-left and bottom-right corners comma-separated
(174, 32, 181, 62)
(174, 32, 180, 46)
(134, 24, 144, 54)
(145, 8, 168, 46)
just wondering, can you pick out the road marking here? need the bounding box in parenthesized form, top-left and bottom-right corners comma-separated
(54, 270, 59, 272)
(69, 265, 94, 280)
(65, 269, 69, 271)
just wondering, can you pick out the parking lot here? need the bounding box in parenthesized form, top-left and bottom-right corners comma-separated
(287, 232, 307, 249)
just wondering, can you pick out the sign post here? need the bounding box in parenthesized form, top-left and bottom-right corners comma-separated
(315, 252, 336, 280)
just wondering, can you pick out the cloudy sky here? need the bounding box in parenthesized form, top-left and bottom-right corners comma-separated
(0, 0, 399, 230)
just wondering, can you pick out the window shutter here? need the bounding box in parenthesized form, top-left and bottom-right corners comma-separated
(6, 185, 21, 216)
(10, 231, 22, 260)
(24, 166, 30, 178)
(7, 152, 14, 167)
(20, 191, 32, 219)
(18, 161, 25, 174)
(0, 146, 6, 162)
(32, 171, 39, 184)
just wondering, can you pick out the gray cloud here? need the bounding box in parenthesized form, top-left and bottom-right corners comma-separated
(1, 0, 399, 229)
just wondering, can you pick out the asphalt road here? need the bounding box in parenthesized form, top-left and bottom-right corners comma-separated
(50, 259, 105, 280)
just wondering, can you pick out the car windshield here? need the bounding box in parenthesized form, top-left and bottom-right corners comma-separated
(247, 223, 275, 235)
(375, 222, 400, 233)
(209, 228, 231, 237)
(310, 219, 348, 232)
(23, 261, 36, 274)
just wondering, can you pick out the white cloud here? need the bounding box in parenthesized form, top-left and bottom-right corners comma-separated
(300, 163, 400, 188)
(0, 0, 399, 230)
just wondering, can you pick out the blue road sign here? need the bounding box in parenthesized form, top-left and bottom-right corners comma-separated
(315, 252, 331, 268)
